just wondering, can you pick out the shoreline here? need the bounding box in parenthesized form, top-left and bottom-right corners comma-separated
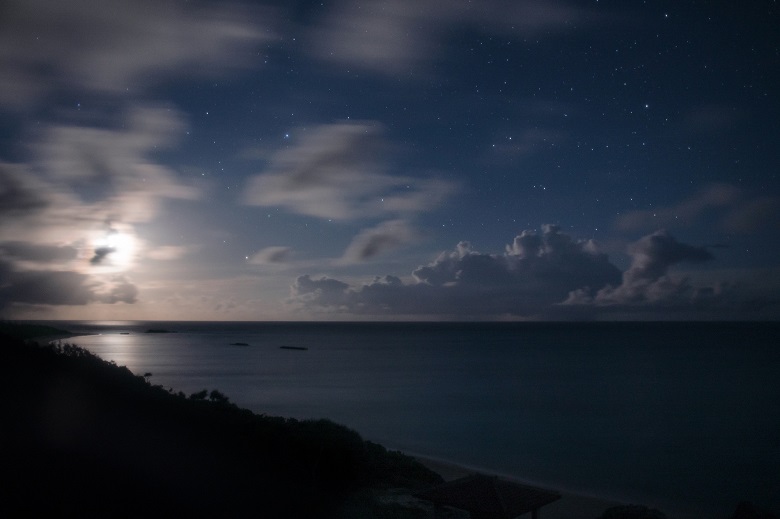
(411, 454, 628, 519)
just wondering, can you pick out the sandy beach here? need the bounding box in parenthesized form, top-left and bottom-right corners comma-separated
(414, 455, 629, 519)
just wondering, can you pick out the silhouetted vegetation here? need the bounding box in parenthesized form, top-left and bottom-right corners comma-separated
(731, 501, 780, 519)
(0, 320, 72, 340)
(1, 331, 441, 517)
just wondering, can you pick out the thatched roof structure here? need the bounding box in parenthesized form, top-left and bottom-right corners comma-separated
(414, 474, 561, 519)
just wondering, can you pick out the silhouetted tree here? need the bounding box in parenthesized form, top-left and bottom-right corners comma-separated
(208, 389, 230, 404)
(189, 389, 208, 400)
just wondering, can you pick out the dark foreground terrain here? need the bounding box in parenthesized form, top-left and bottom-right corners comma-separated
(3, 323, 777, 519)
(1, 325, 441, 517)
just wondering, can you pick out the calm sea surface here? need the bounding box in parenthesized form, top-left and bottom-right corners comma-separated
(44, 321, 780, 518)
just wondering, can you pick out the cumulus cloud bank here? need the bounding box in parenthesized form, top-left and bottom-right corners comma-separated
(290, 225, 622, 317)
(565, 230, 714, 308)
(288, 226, 755, 319)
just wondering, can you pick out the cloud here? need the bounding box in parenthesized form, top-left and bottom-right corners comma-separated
(616, 183, 740, 231)
(311, 0, 590, 75)
(0, 105, 197, 311)
(0, 0, 272, 108)
(89, 245, 115, 266)
(0, 106, 201, 247)
(565, 230, 715, 307)
(0, 261, 91, 307)
(242, 122, 457, 221)
(676, 105, 742, 136)
(0, 163, 54, 216)
(616, 183, 780, 234)
(288, 227, 765, 319)
(248, 246, 293, 265)
(290, 225, 622, 317)
(0, 241, 78, 263)
(145, 246, 191, 261)
(90, 275, 139, 304)
(722, 196, 780, 234)
(341, 220, 419, 263)
(0, 0, 274, 315)
(0, 260, 137, 313)
(38, 106, 200, 219)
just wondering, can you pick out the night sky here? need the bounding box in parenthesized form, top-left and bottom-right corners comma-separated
(1, 0, 778, 320)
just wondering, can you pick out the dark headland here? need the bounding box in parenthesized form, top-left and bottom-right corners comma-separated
(1, 326, 441, 518)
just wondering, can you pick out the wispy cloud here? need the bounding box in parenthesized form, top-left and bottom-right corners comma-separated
(616, 183, 780, 234)
(310, 0, 590, 75)
(0, 0, 273, 107)
(0, 0, 270, 316)
(248, 246, 293, 265)
(341, 220, 419, 263)
(0, 106, 201, 314)
(242, 122, 457, 221)
(145, 246, 192, 262)
(38, 105, 200, 221)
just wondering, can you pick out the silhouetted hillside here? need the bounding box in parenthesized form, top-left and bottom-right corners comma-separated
(1, 332, 441, 517)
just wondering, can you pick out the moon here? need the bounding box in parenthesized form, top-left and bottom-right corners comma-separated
(92, 229, 137, 270)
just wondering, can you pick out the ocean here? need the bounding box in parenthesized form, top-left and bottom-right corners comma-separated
(44, 320, 780, 518)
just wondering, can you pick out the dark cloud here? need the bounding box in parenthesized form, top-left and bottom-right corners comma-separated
(0, 241, 78, 263)
(90, 245, 115, 266)
(290, 225, 622, 317)
(0, 260, 91, 307)
(565, 230, 715, 307)
(0, 163, 52, 216)
(89, 227, 127, 266)
(242, 122, 456, 221)
(0, 260, 137, 313)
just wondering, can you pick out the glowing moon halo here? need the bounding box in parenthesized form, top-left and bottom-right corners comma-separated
(92, 230, 137, 270)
